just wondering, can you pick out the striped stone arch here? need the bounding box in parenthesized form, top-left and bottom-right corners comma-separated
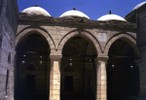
(57, 30, 102, 55)
(15, 27, 55, 51)
(104, 33, 140, 57)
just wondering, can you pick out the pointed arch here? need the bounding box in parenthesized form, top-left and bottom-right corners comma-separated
(104, 33, 140, 57)
(57, 29, 102, 55)
(16, 27, 55, 51)
(15, 27, 51, 100)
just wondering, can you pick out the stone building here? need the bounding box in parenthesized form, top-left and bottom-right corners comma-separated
(0, 0, 18, 100)
(0, 1, 146, 100)
(126, 2, 146, 99)
(14, 5, 140, 100)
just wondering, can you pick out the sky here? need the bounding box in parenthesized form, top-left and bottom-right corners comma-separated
(17, 0, 145, 20)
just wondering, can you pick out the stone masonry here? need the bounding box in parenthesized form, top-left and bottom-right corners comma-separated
(126, 4, 146, 98)
(1, 0, 146, 100)
(0, 0, 18, 100)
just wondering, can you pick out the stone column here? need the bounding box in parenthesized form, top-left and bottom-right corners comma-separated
(96, 56, 108, 100)
(49, 54, 62, 100)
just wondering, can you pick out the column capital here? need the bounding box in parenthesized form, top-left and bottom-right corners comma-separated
(50, 54, 62, 61)
(97, 56, 109, 62)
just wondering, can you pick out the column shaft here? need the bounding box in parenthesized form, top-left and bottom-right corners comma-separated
(96, 57, 108, 100)
(49, 55, 61, 100)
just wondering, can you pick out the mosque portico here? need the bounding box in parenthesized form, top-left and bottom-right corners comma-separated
(1, 0, 146, 100)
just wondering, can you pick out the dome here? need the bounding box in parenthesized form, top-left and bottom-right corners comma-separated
(60, 9, 90, 19)
(97, 14, 126, 22)
(22, 6, 51, 16)
(133, 1, 146, 10)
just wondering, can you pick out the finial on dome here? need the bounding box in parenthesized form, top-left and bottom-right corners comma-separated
(109, 10, 112, 14)
(73, 8, 76, 10)
(35, 5, 38, 7)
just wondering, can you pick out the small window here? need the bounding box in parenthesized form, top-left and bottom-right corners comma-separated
(25, 75, 36, 92)
(64, 76, 73, 91)
(5, 70, 9, 95)
(8, 53, 11, 64)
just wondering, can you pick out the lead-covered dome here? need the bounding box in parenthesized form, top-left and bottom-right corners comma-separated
(97, 14, 126, 22)
(133, 1, 146, 10)
(60, 9, 90, 19)
(22, 6, 51, 16)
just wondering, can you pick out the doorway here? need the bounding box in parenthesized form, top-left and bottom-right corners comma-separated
(107, 39, 140, 100)
(15, 34, 50, 100)
(61, 36, 97, 100)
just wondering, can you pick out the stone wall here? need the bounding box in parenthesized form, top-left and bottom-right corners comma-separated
(0, 0, 18, 100)
(137, 8, 146, 97)
(17, 15, 137, 65)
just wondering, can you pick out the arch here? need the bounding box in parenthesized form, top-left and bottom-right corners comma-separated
(104, 33, 139, 57)
(106, 33, 140, 100)
(60, 30, 97, 100)
(57, 29, 102, 55)
(15, 28, 51, 100)
(16, 27, 55, 51)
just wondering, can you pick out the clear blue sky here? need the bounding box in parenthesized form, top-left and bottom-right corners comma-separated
(17, 0, 145, 20)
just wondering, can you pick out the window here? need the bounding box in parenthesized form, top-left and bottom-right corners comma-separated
(8, 53, 11, 64)
(64, 76, 73, 91)
(5, 70, 9, 96)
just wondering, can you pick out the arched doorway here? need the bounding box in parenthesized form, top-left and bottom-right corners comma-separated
(107, 38, 140, 100)
(15, 34, 50, 100)
(61, 36, 97, 100)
